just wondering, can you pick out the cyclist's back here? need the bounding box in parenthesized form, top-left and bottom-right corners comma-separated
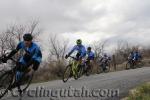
(86, 47, 95, 61)
(133, 51, 142, 61)
(100, 54, 110, 63)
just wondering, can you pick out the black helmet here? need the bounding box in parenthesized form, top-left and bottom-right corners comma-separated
(23, 33, 33, 41)
(87, 47, 91, 50)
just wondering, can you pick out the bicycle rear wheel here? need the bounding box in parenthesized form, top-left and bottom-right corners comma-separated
(0, 70, 13, 99)
(97, 65, 102, 74)
(62, 65, 72, 83)
(77, 65, 84, 78)
(137, 61, 144, 68)
(84, 64, 92, 76)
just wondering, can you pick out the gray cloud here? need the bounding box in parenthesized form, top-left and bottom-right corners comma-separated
(0, 0, 150, 56)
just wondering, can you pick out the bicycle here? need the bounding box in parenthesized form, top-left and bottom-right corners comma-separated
(0, 53, 34, 99)
(97, 61, 110, 74)
(79, 60, 93, 77)
(126, 59, 144, 70)
(62, 56, 83, 83)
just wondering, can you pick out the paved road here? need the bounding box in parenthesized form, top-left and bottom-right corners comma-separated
(2, 67, 150, 100)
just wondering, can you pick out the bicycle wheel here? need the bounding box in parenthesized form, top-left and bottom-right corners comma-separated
(18, 72, 34, 92)
(97, 65, 102, 74)
(125, 62, 131, 70)
(0, 70, 13, 99)
(77, 65, 84, 78)
(85, 66, 92, 76)
(105, 65, 110, 73)
(62, 65, 72, 83)
(137, 61, 144, 68)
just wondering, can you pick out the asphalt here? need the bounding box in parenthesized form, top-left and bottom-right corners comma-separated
(1, 67, 150, 100)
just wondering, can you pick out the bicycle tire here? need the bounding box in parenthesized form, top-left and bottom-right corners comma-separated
(62, 65, 72, 83)
(0, 70, 13, 99)
(126, 62, 131, 70)
(77, 65, 83, 78)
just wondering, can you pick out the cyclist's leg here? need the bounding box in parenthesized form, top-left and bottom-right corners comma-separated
(103, 62, 107, 71)
(16, 63, 26, 82)
(10, 63, 24, 89)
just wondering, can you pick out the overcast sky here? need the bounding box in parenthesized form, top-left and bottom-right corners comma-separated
(0, 0, 150, 58)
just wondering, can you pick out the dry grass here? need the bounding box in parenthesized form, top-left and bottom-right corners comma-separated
(122, 82, 150, 100)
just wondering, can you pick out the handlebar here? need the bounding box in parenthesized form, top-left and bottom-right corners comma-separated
(68, 56, 79, 61)
(0, 53, 17, 64)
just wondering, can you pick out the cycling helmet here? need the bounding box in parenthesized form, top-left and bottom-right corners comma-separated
(76, 39, 82, 45)
(87, 47, 91, 51)
(104, 53, 107, 57)
(23, 33, 33, 41)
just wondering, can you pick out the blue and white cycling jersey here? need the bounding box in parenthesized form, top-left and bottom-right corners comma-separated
(133, 52, 141, 61)
(68, 44, 86, 58)
(87, 51, 95, 60)
(16, 41, 42, 65)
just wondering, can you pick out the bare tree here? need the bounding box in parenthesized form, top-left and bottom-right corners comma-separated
(114, 40, 133, 64)
(48, 35, 69, 62)
(27, 19, 42, 40)
(92, 40, 108, 59)
(6, 19, 41, 42)
(0, 19, 42, 58)
(0, 32, 16, 55)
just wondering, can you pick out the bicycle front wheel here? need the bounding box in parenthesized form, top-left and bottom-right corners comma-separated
(0, 70, 13, 99)
(62, 65, 72, 83)
(18, 72, 34, 92)
(125, 62, 131, 70)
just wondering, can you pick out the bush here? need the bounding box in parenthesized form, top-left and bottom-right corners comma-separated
(127, 83, 150, 100)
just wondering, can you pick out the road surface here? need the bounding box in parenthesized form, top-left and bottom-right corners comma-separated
(2, 67, 150, 100)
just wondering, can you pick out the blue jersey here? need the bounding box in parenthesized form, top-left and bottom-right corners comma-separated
(133, 52, 141, 60)
(68, 44, 86, 58)
(16, 41, 42, 65)
(87, 51, 95, 60)
(129, 52, 134, 59)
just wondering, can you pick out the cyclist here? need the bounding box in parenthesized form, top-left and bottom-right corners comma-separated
(128, 51, 134, 64)
(65, 39, 86, 73)
(1, 33, 42, 85)
(65, 39, 86, 60)
(85, 47, 95, 75)
(133, 49, 142, 61)
(128, 49, 142, 61)
(99, 53, 111, 72)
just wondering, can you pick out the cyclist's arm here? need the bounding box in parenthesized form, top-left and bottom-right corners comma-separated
(68, 46, 76, 56)
(30, 48, 42, 71)
(7, 42, 22, 59)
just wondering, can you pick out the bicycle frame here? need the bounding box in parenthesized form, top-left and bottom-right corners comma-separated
(68, 56, 80, 77)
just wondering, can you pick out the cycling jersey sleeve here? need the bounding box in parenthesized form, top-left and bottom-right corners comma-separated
(7, 42, 22, 59)
(32, 47, 42, 63)
(68, 46, 76, 56)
